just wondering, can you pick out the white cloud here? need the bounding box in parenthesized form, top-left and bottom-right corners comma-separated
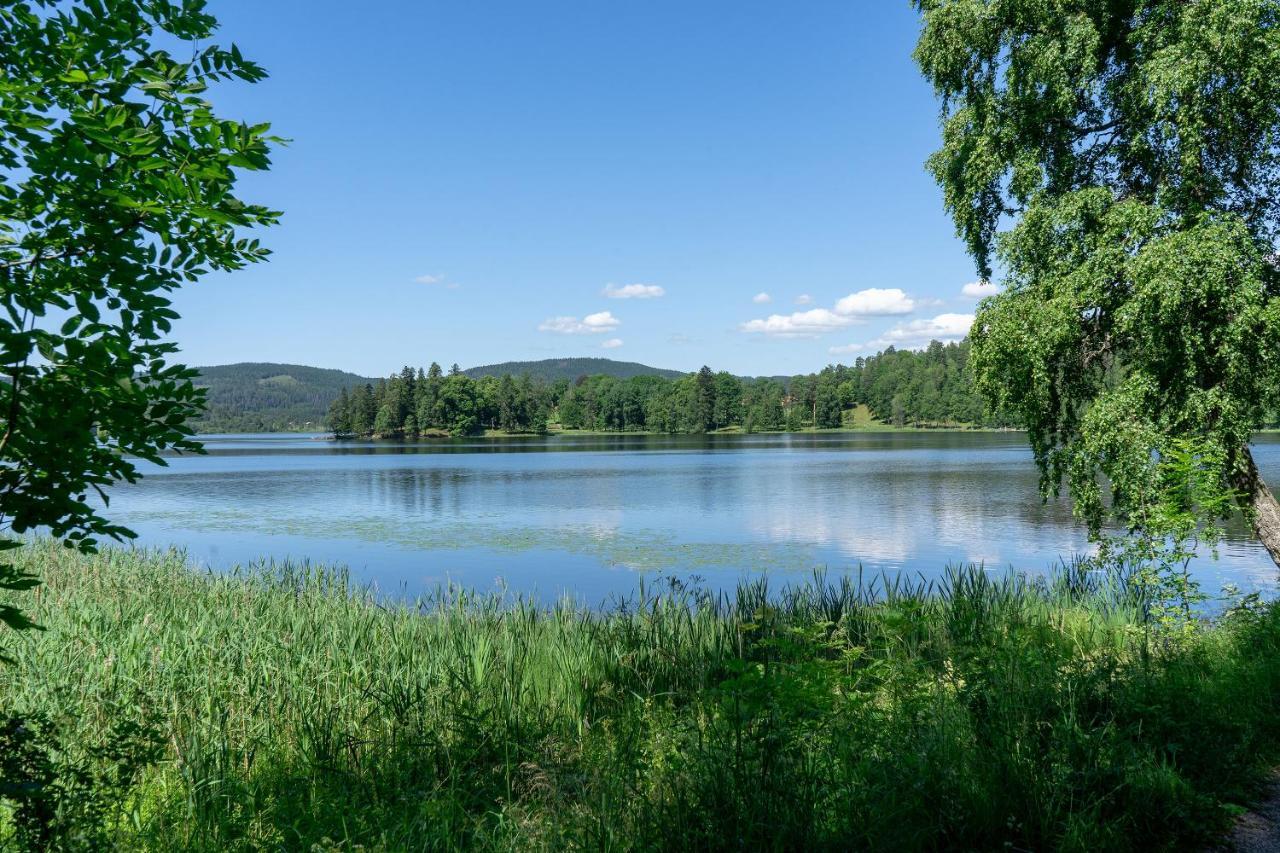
(538, 310, 621, 335)
(742, 288, 931, 340)
(752, 292, 772, 304)
(600, 338, 624, 349)
(961, 280, 1000, 299)
(740, 308, 855, 338)
(415, 273, 459, 289)
(795, 293, 813, 305)
(879, 313, 974, 348)
(603, 283, 664, 299)
(828, 313, 974, 355)
(834, 287, 916, 316)
(583, 310, 619, 328)
(539, 317, 585, 334)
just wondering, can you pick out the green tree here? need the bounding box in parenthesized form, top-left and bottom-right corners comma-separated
(497, 374, 517, 432)
(915, 0, 1280, 564)
(791, 375, 818, 428)
(784, 402, 805, 433)
(517, 374, 548, 433)
(372, 372, 407, 436)
(350, 384, 375, 436)
(327, 388, 352, 436)
(436, 374, 479, 436)
(557, 390, 585, 430)
(694, 366, 716, 433)
(0, 0, 278, 655)
(416, 362, 443, 431)
(713, 371, 742, 429)
(751, 380, 786, 431)
(476, 375, 500, 429)
(372, 400, 398, 437)
(397, 365, 416, 419)
(815, 382, 842, 429)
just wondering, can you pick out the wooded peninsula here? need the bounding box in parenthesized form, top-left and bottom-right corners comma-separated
(326, 340, 1001, 437)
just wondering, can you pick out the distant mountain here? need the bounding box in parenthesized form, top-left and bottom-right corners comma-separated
(185, 358, 691, 433)
(190, 362, 373, 433)
(463, 357, 686, 382)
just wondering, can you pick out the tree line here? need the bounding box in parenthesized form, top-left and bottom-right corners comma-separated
(326, 340, 1010, 437)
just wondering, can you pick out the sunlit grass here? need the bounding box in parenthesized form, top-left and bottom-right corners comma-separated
(3, 540, 1279, 850)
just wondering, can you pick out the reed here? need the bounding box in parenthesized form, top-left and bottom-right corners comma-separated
(2, 539, 1279, 850)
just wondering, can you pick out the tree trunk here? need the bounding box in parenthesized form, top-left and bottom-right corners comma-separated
(1234, 445, 1280, 569)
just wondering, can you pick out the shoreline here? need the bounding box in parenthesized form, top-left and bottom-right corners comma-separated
(211, 424, 1024, 439)
(202, 425, 1280, 439)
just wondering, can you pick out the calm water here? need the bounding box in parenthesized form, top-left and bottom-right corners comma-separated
(101, 431, 1280, 603)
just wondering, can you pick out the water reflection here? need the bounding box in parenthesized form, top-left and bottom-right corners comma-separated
(104, 432, 1280, 602)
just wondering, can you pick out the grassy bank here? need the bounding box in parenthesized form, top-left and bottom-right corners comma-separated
(3, 543, 1280, 850)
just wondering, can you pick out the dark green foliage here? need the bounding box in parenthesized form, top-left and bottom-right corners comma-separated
(0, 542, 40, 664)
(713, 370, 743, 428)
(0, 0, 277, 654)
(435, 373, 482, 436)
(199, 348, 1008, 438)
(5, 542, 1280, 849)
(190, 363, 374, 432)
(0, 701, 164, 849)
(914, 0, 1280, 555)
(855, 340, 992, 427)
(327, 343, 1006, 438)
(325, 387, 352, 436)
(694, 366, 716, 432)
(330, 365, 551, 437)
(815, 383, 842, 428)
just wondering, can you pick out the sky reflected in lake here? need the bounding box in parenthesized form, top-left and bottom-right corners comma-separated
(99, 432, 1280, 603)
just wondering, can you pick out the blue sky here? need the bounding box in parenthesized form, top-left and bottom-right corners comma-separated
(175, 0, 988, 377)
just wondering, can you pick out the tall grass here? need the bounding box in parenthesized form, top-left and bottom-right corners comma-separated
(3, 540, 1280, 850)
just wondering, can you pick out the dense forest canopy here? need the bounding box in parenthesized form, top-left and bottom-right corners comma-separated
(326, 340, 1005, 437)
(190, 348, 1280, 437)
(189, 363, 374, 433)
(186, 358, 678, 432)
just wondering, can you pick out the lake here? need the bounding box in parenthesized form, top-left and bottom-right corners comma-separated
(103, 431, 1280, 604)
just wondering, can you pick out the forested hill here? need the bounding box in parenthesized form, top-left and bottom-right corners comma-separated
(327, 341, 1008, 437)
(187, 344, 1012, 435)
(184, 359, 684, 433)
(464, 358, 684, 382)
(189, 363, 374, 433)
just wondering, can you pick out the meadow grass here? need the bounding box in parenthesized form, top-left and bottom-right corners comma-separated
(3, 540, 1280, 850)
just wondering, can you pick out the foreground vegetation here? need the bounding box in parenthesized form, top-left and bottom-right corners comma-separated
(3, 542, 1280, 850)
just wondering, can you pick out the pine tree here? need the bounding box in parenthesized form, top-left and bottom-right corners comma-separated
(349, 384, 375, 435)
(694, 366, 716, 433)
(327, 388, 353, 436)
(373, 400, 398, 437)
(497, 374, 518, 432)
